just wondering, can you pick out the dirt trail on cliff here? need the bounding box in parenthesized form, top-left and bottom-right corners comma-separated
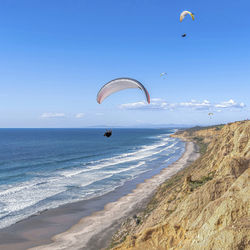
(111, 120, 250, 250)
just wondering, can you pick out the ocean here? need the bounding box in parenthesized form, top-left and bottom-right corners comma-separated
(0, 128, 185, 229)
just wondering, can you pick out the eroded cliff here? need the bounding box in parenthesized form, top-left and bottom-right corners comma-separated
(110, 120, 250, 250)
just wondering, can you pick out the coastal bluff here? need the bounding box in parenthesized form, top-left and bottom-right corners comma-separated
(110, 120, 250, 250)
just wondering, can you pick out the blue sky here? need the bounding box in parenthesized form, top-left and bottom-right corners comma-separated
(0, 0, 249, 127)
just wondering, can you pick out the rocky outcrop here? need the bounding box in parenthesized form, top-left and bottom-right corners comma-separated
(110, 120, 250, 250)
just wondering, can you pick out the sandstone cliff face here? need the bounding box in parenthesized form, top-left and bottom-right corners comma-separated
(111, 120, 250, 250)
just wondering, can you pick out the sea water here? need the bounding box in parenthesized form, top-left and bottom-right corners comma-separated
(0, 128, 185, 229)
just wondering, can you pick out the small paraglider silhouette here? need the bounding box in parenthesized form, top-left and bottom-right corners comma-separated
(180, 11, 195, 38)
(104, 129, 112, 138)
(208, 113, 214, 119)
(160, 72, 167, 79)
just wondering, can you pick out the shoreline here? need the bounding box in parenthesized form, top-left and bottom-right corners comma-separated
(29, 140, 199, 250)
(0, 139, 199, 250)
(0, 139, 185, 249)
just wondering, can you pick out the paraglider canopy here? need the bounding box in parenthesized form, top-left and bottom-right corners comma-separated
(97, 78, 150, 104)
(208, 113, 214, 119)
(180, 11, 195, 22)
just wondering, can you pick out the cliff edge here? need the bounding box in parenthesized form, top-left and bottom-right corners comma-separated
(110, 120, 250, 250)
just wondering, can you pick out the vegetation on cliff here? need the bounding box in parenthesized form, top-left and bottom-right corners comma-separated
(109, 120, 250, 250)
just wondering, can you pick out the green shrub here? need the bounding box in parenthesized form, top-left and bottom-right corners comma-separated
(189, 172, 214, 191)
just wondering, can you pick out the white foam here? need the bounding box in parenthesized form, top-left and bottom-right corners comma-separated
(101, 161, 146, 175)
(63, 141, 178, 176)
(0, 135, 180, 229)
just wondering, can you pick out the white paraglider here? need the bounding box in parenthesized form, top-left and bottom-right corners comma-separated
(160, 72, 167, 77)
(208, 112, 214, 119)
(97, 78, 150, 104)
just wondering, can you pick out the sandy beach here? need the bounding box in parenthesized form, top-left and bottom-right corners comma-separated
(22, 140, 198, 250)
(0, 140, 199, 250)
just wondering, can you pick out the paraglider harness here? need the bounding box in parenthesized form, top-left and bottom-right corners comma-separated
(104, 129, 112, 138)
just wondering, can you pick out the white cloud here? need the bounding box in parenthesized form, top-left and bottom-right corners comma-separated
(151, 98, 164, 102)
(214, 99, 245, 109)
(40, 113, 66, 118)
(120, 101, 147, 109)
(179, 99, 211, 110)
(120, 98, 246, 111)
(75, 113, 85, 119)
(120, 99, 169, 110)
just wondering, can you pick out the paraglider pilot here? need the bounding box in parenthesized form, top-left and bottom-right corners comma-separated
(104, 129, 112, 138)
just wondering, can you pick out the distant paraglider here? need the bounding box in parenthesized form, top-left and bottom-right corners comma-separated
(208, 113, 214, 119)
(180, 11, 195, 38)
(97, 78, 150, 104)
(160, 72, 167, 79)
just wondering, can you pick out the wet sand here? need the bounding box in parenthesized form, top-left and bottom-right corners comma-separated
(0, 141, 199, 250)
